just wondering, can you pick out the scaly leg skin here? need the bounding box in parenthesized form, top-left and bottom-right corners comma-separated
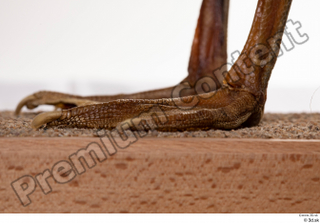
(32, 88, 256, 130)
(15, 0, 229, 115)
(27, 0, 293, 131)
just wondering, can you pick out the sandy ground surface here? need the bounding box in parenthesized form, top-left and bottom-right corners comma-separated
(0, 111, 319, 139)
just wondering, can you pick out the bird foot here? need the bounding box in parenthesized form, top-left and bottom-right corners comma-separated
(15, 0, 292, 131)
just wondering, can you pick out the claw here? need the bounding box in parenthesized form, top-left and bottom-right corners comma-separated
(15, 91, 100, 116)
(32, 111, 62, 129)
(15, 94, 38, 115)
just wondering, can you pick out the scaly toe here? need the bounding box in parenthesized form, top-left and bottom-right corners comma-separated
(32, 111, 62, 129)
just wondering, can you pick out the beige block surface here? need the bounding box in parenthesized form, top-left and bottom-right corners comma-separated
(0, 138, 320, 213)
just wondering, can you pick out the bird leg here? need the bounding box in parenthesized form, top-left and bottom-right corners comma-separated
(20, 0, 293, 131)
(15, 0, 229, 115)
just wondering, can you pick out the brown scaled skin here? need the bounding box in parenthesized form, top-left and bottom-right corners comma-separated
(15, 0, 229, 115)
(17, 0, 292, 131)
